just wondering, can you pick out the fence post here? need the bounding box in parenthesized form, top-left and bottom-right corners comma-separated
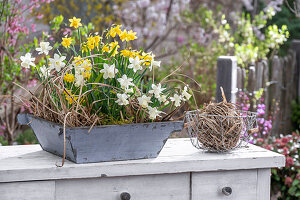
(290, 40, 300, 96)
(216, 56, 238, 103)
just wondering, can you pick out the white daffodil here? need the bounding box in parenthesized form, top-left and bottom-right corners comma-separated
(125, 88, 134, 94)
(149, 60, 161, 71)
(75, 73, 85, 87)
(148, 106, 163, 120)
(39, 65, 50, 78)
(149, 83, 165, 98)
(182, 86, 192, 101)
(128, 56, 143, 72)
(157, 94, 168, 103)
(36, 42, 52, 55)
(137, 95, 152, 108)
(170, 93, 182, 107)
(116, 93, 129, 106)
(49, 53, 66, 72)
(20, 53, 35, 69)
(117, 75, 133, 89)
(100, 63, 118, 79)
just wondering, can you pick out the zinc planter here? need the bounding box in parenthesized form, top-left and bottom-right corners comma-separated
(17, 113, 184, 164)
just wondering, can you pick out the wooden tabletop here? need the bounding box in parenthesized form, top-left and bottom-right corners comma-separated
(0, 138, 285, 183)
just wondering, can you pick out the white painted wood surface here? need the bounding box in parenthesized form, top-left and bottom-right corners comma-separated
(56, 173, 189, 200)
(0, 138, 285, 183)
(192, 170, 257, 200)
(0, 181, 55, 200)
(257, 168, 271, 200)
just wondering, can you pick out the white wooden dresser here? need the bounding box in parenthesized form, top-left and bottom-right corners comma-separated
(0, 138, 285, 200)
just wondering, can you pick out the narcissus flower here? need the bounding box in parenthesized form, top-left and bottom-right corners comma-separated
(109, 25, 122, 38)
(118, 75, 134, 90)
(149, 83, 165, 98)
(102, 44, 109, 52)
(128, 56, 143, 72)
(137, 95, 152, 108)
(49, 53, 66, 72)
(170, 93, 182, 107)
(100, 63, 118, 79)
(39, 65, 50, 78)
(36, 42, 52, 55)
(127, 30, 137, 41)
(120, 49, 131, 57)
(61, 37, 72, 48)
(75, 73, 85, 87)
(109, 41, 120, 56)
(64, 73, 75, 83)
(69, 17, 82, 29)
(148, 106, 163, 120)
(182, 86, 191, 101)
(20, 53, 35, 69)
(116, 93, 129, 105)
(119, 29, 128, 42)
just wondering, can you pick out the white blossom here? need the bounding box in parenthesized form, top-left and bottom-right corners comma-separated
(49, 53, 66, 72)
(128, 56, 143, 72)
(39, 65, 50, 78)
(117, 75, 133, 89)
(75, 73, 85, 87)
(147, 106, 162, 120)
(100, 63, 118, 79)
(182, 86, 191, 101)
(170, 93, 182, 107)
(36, 42, 52, 55)
(125, 88, 134, 94)
(20, 53, 35, 69)
(137, 95, 152, 108)
(150, 59, 161, 71)
(157, 95, 168, 103)
(149, 83, 165, 98)
(116, 93, 129, 105)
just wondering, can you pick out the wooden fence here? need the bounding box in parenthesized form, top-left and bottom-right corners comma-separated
(216, 40, 300, 136)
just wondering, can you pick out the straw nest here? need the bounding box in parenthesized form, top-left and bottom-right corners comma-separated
(190, 88, 243, 151)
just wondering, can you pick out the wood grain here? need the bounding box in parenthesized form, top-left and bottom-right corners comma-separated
(0, 181, 55, 200)
(192, 169, 257, 200)
(55, 173, 189, 200)
(0, 138, 285, 183)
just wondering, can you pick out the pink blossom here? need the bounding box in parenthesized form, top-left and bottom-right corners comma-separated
(286, 157, 294, 167)
(284, 177, 293, 187)
(31, 24, 36, 33)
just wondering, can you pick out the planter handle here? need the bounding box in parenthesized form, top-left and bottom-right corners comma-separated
(17, 113, 30, 125)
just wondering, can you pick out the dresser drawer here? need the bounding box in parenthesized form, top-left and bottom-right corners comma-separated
(55, 173, 189, 200)
(0, 180, 55, 200)
(192, 169, 257, 200)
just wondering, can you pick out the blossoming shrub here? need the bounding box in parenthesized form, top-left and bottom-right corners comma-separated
(19, 17, 192, 127)
(255, 132, 300, 200)
(0, 0, 52, 144)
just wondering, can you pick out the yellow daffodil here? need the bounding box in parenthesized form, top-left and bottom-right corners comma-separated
(73, 56, 83, 66)
(109, 25, 122, 38)
(127, 30, 137, 41)
(87, 40, 95, 51)
(109, 41, 120, 56)
(119, 29, 128, 42)
(82, 44, 88, 53)
(121, 49, 131, 57)
(84, 71, 91, 79)
(61, 37, 72, 48)
(102, 44, 109, 52)
(64, 90, 78, 105)
(64, 73, 75, 83)
(94, 35, 102, 46)
(69, 17, 82, 29)
(142, 52, 153, 65)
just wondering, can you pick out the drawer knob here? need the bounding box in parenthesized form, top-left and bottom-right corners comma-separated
(222, 187, 232, 196)
(120, 192, 131, 200)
